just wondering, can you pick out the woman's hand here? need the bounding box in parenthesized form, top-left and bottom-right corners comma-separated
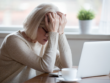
(57, 12, 67, 34)
(45, 12, 59, 32)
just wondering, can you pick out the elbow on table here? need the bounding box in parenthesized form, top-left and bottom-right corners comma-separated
(46, 69, 53, 73)
(40, 59, 54, 73)
(45, 68, 53, 73)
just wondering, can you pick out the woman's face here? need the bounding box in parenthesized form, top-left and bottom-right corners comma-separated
(36, 27, 49, 45)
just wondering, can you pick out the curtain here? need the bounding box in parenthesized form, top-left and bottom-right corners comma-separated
(99, 0, 110, 34)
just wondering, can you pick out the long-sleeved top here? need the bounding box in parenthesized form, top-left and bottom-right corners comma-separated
(0, 30, 72, 83)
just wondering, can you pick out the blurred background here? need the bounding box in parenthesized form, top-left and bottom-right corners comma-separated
(0, 0, 102, 28)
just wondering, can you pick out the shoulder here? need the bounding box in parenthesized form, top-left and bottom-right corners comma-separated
(5, 32, 22, 43)
(0, 32, 26, 52)
(2, 31, 28, 47)
(3, 31, 32, 49)
(5, 31, 29, 44)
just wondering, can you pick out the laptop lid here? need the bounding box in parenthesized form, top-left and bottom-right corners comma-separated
(77, 41, 110, 78)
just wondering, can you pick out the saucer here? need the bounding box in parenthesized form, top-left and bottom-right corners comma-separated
(56, 77, 81, 82)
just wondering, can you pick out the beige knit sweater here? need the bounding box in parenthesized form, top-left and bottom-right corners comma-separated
(0, 31, 72, 83)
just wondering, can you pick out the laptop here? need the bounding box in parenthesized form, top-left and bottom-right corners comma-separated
(77, 41, 110, 78)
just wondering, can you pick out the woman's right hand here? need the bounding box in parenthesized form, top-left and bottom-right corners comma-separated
(45, 12, 59, 32)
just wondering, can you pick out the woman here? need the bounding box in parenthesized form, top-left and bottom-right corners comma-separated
(0, 4, 72, 83)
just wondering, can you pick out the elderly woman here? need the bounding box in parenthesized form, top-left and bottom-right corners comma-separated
(0, 4, 72, 83)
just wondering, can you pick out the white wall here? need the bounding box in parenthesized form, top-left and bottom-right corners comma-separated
(0, 35, 110, 66)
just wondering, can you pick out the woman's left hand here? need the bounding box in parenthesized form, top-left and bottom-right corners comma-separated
(57, 12, 67, 34)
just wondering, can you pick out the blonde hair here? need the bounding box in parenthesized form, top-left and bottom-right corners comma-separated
(23, 3, 59, 40)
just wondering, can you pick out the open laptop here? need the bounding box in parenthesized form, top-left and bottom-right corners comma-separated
(77, 41, 110, 78)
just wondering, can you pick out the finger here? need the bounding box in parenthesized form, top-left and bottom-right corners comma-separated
(59, 17, 61, 22)
(45, 15, 48, 27)
(57, 12, 63, 17)
(55, 13, 58, 18)
(65, 14, 66, 16)
(57, 12, 63, 14)
(57, 15, 60, 19)
(57, 14, 60, 20)
(57, 12, 64, 15)
(48, 13, 53, 21)
(51, 12, 55, 18)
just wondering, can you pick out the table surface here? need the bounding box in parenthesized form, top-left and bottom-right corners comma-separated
(24, 68, 110, 83)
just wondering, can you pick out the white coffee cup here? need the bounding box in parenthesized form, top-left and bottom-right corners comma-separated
(61, 68, 77, 81)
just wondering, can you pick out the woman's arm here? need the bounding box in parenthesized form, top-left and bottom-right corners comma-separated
(54, 34, 73, 69)
(55, 12, 72, 68)
(5, 32, 58, 73)
(58, 34, 73, 68)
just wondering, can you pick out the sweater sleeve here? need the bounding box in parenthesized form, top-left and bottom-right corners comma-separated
(55, 33, 73, 68)
(5, 32, 58, 73)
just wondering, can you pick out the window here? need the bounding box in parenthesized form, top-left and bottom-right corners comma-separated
(0, 0, 102, 32)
